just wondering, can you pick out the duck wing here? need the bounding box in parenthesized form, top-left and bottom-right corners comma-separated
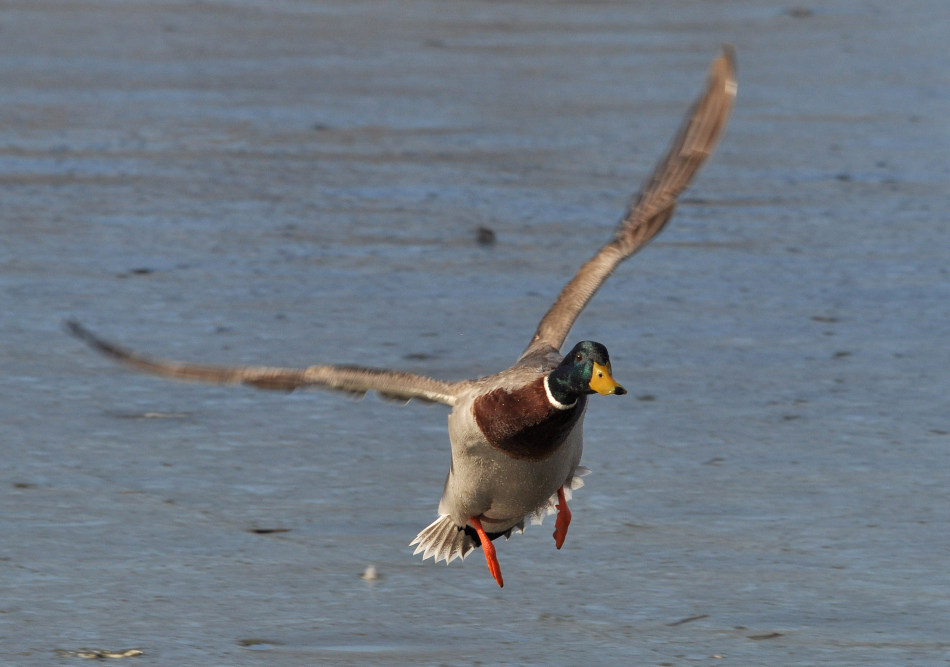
(521, 48, 736, 359)
(67, 320, 460, 406)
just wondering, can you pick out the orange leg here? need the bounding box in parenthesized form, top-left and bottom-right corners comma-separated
(470, 517, 504, 588)
(553, 487, 572, 549)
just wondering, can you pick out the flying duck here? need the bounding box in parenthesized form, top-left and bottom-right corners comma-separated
(69, 49, 736, 588)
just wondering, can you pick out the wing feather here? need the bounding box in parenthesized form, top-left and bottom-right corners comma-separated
(67, 320, 459, 406)
(522, 47, 736, 358)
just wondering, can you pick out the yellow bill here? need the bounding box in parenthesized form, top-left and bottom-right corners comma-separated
(589, 362, 626, 396)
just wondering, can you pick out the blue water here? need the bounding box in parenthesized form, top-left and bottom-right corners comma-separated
(1, 1, 948, 664)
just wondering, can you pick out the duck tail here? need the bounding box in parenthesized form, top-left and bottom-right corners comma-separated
(410, 515, 527, 564)
(410, 515, 477, 565)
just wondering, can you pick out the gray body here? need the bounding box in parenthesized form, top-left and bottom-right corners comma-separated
(440, 360, 587, 534)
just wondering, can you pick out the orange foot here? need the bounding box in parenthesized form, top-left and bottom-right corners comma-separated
(470, 516, 503, 588)
(553, 486, 572, 549)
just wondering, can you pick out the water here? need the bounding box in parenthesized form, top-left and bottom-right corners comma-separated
(1, 1, 949, 664)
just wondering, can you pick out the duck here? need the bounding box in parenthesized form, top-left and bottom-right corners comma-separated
(68, 48, 736, 588)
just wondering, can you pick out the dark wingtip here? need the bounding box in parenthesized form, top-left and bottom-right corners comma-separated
(64, 319, 131, 361)
(64, 319, 90, 341)
(722, 43, 736, 69)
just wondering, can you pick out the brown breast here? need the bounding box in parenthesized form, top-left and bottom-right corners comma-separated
(472, 377, 587, 461)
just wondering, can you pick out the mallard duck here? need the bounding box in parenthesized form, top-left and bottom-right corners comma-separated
(68, 49, 735, 588)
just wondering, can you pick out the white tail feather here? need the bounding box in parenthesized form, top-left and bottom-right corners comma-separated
(412, 467, 591, 560)
(410, 515, 477, 565)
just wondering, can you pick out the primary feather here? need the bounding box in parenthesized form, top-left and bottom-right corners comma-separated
(523, 48, 736, 358)
(66, 320, 459, 406)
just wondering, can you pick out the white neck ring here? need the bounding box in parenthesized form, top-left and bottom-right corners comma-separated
(544, 375, 577, 410)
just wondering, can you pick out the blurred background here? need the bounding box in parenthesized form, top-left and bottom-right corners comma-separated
(1, 0, 948, 664)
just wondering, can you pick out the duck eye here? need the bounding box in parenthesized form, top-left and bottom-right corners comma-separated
(575, 353, 583, 362)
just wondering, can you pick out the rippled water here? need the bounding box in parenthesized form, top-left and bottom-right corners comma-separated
(1, 1, 948, 664)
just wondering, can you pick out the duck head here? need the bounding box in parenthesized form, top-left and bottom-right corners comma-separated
(546, 341, 626, 405)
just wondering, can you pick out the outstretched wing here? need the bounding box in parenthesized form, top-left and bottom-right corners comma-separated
(67, 320, 459, 406)
(522, 47, 737, 359)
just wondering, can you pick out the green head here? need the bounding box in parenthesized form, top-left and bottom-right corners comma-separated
(547, 341, 626, 405)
